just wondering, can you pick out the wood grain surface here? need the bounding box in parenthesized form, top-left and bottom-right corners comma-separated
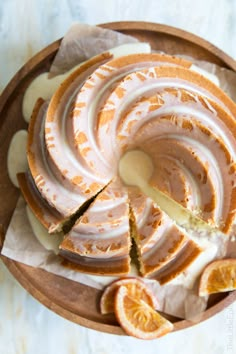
(0, 21, 235, 335)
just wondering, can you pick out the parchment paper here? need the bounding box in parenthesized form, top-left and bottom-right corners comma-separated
(50, 23, 138, 76)
(2, 23, 236, 321)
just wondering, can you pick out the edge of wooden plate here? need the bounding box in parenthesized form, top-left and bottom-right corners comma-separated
(101, 21, 236, 70)
(0, 21, 235, 336)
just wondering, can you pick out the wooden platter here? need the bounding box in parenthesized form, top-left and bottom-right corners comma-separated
(0, 21, 236, 335)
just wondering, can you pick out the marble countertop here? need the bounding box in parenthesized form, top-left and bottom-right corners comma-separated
(0, 1, 236, 353)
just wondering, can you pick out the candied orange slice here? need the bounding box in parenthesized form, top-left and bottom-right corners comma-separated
(199, 259, 236, 296)
(100, 277, 158, 314)
(114, 285, 173, 339)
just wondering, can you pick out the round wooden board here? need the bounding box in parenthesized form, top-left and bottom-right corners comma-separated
(0, 21, 236, 335)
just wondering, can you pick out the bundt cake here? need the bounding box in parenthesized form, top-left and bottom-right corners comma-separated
(17, 50, 236, 282)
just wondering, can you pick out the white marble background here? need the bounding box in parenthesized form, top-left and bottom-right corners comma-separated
(0, 0, 236, 353)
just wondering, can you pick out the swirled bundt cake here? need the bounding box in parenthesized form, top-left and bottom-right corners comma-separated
(17, 50, 236, 280)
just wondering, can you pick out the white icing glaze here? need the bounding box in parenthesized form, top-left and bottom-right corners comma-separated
(26, 206, 63, 254)
(119, 150, 154, 187)
(109, 42, 151, 58)
(7, 130, 28, 187)
(22, 72, 77, 123)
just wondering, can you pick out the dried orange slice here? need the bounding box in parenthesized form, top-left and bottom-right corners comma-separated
(114, 285, 173, 339)
(100, 277, 158, 314)
(199, 259, 236, 296)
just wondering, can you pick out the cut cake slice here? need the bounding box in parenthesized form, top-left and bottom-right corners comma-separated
(129, 188, 202, 284)
(59, 178, 131, 275)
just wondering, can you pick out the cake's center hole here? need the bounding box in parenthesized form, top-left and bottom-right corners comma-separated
(119, 149, 211, 230)
(118, 150, 154, 188)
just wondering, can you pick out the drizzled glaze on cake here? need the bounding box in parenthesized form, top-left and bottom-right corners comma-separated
(17, 51, 236, 279)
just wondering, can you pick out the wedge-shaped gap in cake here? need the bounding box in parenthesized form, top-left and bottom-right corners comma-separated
(128, 187, 202, 284)
(17, 171, 110, 234)
(59, 178, 132, 275)
(128, 204, 141, 271)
